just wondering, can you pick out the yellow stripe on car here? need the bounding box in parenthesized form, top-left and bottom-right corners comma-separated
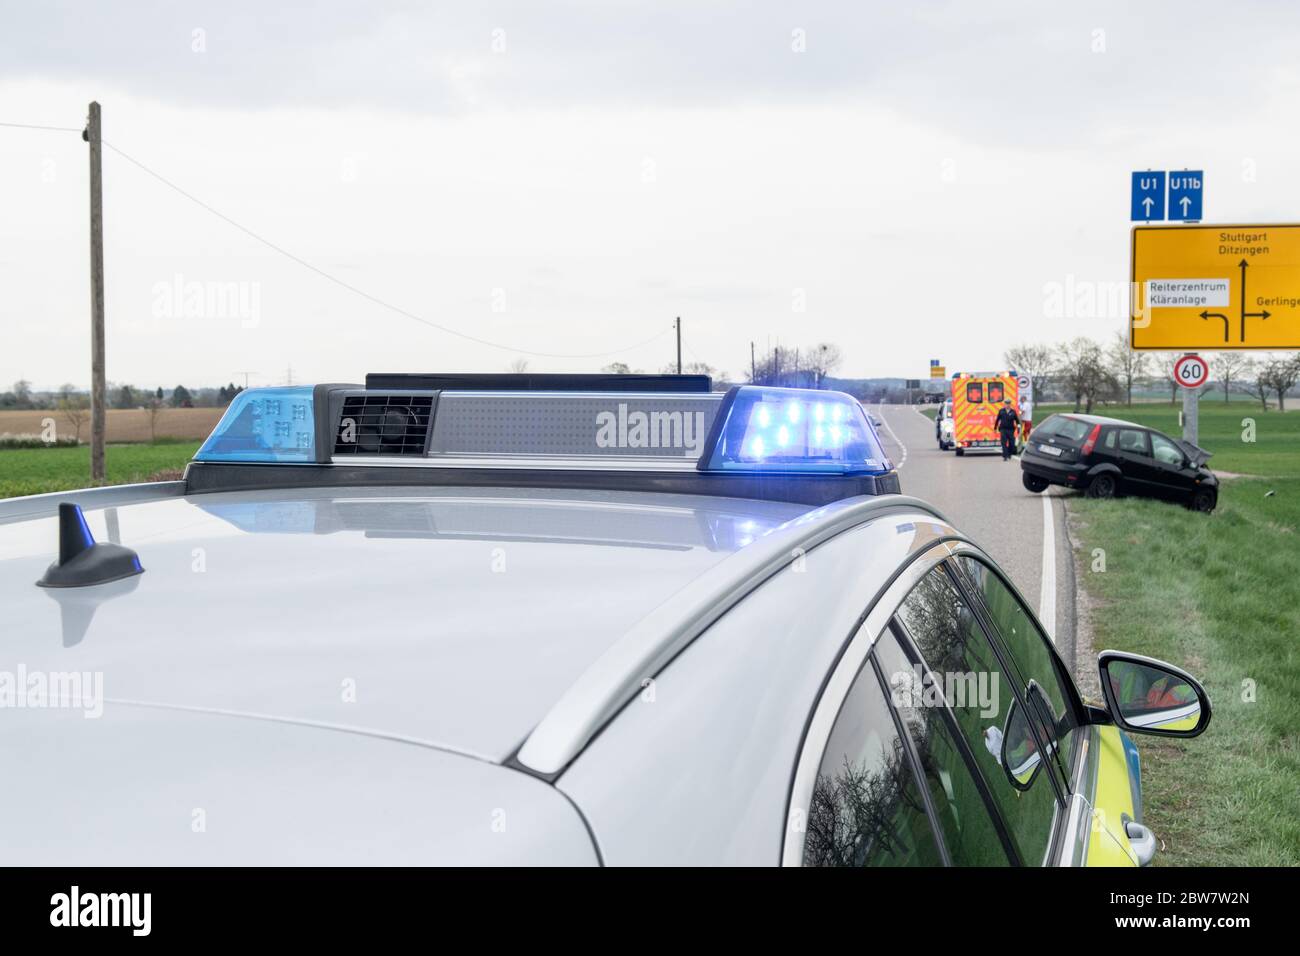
(1086, 725, 1141, 867)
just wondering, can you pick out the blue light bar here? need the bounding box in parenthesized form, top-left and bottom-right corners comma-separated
(195, 386, 316, 463)
(698, 386, 892, 475)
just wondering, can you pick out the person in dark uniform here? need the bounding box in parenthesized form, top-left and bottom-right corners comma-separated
(994, 398, 1020, 461)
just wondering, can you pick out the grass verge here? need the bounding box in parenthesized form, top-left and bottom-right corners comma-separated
(0, 441, 198, 499)
(1062, 398, 1299, 864)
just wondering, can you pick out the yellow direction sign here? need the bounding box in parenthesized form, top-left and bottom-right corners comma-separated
(930, 365, 946, 378)
(1131, 224, 1300, 350)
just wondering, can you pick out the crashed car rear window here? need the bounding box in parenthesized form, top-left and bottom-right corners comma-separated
(1034, 415, 1092, 443)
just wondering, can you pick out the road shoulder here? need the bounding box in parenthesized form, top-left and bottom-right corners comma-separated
(1061, 496, 1099, 701)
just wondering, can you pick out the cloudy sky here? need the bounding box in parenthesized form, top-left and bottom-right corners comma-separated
(3, 1, 1300, 390)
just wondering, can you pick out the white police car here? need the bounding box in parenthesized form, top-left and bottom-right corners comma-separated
(0, 374, 1209, 865)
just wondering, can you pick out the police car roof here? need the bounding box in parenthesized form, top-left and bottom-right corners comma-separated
(0, 484, 812, 763)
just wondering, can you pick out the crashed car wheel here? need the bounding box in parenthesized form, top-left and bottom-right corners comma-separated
(1191, 489, 1216, 513)
(1086, 473, 1117, 499)
(1022, 473, 1048, 493)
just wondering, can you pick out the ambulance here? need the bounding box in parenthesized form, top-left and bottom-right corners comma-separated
(950, 371, 1033, 456)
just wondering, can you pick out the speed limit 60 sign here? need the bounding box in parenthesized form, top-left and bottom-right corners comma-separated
(1173, 353, 1210, 389)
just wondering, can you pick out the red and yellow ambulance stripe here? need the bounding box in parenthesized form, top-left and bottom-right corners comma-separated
(951, 372, 1020, 448)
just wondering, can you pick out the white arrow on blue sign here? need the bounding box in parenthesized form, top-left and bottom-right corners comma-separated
(1168, 171, 1203, 221)
(1131, 171, 1166, 221)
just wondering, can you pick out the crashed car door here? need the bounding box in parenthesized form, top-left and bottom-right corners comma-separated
(1148, 432, 1199, 500)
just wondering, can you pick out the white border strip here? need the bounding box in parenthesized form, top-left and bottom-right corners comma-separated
(1039, 494, 1057, 642)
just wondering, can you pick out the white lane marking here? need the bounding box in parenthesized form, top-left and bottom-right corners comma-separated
(875, 403, 908, 470)
(1039, 493, 1057, 642)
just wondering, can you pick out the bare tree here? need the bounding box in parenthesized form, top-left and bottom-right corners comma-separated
(1054, 337, 1118, 413)
(1241, 359, 1272, 412)
(1155, 354, 1181, 403)
(144, 399, 165, 442)
(1261, 354, 1300, 411)
(1210, 352, 1251, 404)
(58, 393, 89, 443)
(507, 358, 530, 374)
(669, 361, 722, 384)
(806, 343, 843, 388)
(1105, 332, 1149, 406)
(602, 362, 634, 374)
(1004, 343, 1054, 402)
(750, 345, 805, 387)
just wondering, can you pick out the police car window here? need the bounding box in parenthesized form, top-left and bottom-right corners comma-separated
(1118, 429, 1149, 455)
(873, 627, 1012, 865)
(1150, 433, 1184, 467)
(953, 557, 1081, 786)
(893, 566, 1058, 865)
(802, 654, 944, 867)
(966, 382, 984, 404)
(987, 382, 1005, 404)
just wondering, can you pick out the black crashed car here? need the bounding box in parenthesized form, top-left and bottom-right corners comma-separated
(1020, 413, 1218, 512)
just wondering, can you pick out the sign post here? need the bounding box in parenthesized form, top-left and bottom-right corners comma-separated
(1172, 353, 1210, 445)
(1182, 385, 1199, 446)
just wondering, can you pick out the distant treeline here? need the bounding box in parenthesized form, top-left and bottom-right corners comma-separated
(0, 381, 245, 411)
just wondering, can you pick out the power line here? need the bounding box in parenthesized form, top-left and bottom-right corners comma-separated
(2, 118, 671, 360)
(0, 120, 82, 133)
(99, 138, 671, 360)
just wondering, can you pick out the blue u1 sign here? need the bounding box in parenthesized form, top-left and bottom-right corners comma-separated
(1168, 170, 1203, 221)
(1131, 171, 1166, 221)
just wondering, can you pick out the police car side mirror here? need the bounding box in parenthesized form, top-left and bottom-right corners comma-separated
(997, 698, 1041, 791)
(1098, 651, 1211, 738)
(996, 682, 1056, 791)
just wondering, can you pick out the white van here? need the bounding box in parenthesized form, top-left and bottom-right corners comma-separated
(936, 399, 955, 450)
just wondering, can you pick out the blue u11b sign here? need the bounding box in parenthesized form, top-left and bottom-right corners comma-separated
(1168, 171, 1203, 221)
(1131, 171, 1166, 221)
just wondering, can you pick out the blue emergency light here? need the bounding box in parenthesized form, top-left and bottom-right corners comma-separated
(195, 386, 317, 463)
(698, 386, 891, 475)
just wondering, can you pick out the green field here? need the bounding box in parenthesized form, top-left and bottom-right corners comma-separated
(0, 441, 198, 500)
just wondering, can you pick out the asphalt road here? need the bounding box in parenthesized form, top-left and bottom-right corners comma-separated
(872, 403, 1078, 675)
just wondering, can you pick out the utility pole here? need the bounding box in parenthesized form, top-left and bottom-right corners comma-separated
(750, 341, 756, 383)
(84, 101, 106, 482)
(235, 371, 256, 390)
(674, 317, 682, 374)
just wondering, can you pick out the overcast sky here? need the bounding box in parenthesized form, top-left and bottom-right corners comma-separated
(3, 1, 1300, 390)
